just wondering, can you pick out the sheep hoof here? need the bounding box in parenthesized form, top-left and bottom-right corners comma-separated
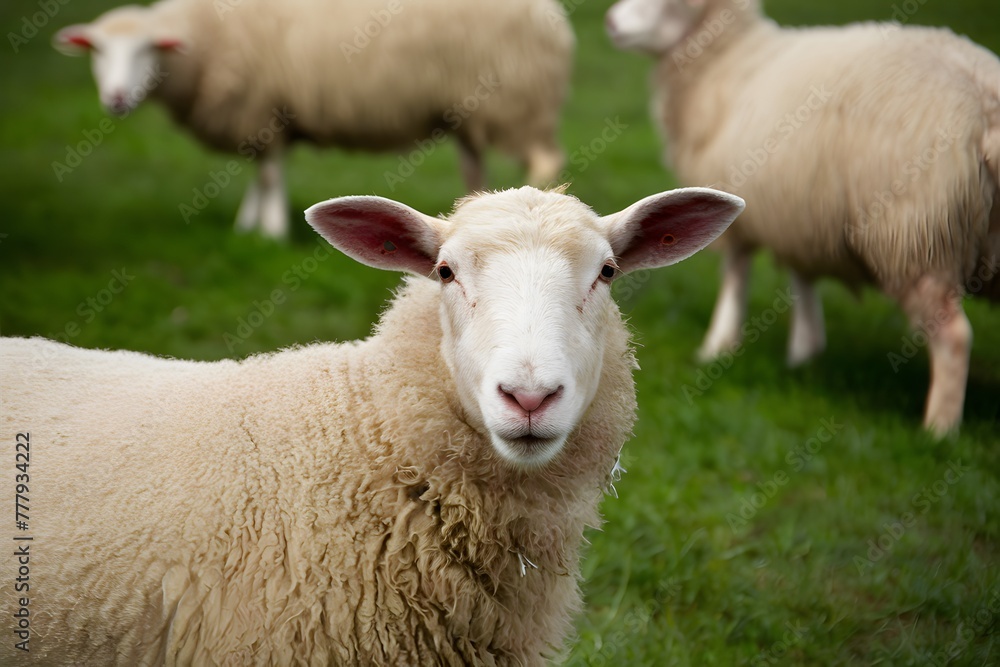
(696, 341, 739, 363)
(924, 414, 961, 440)
(786, 345, 822, 368)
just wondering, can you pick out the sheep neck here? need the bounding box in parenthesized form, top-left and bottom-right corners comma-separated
(338, 277, 637, 659)
(655, 5, 773, 169)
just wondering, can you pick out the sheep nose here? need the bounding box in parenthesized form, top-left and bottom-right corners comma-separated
(499, 385, 563, 413)
(605, 13, 617, 35)
(107, 92, 128, 114)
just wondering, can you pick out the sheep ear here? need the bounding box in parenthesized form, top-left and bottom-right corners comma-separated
(305, 196, 444, 275)
(602, 188, 745, 272)
(53, 25, 94, 56)
(154, 37, 187, 53)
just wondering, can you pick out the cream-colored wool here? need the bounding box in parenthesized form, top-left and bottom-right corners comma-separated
(0, 288, 635, 665)
(0, 286, 631, 666)
(608, 0, 1000, 434)
(656, 2, 1000, 293)
(148, 0, 571, 170)
(0, 186, 744, 665)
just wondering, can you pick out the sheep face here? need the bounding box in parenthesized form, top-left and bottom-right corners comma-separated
(432, 194, 623, 467)
(54, 7, 183, 117)
(606, 0, 706, 53)
(306, 187, 744, 468)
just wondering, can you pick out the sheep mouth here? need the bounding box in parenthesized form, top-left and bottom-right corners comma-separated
(490, 433, 568, 467)
(104, 102, 133, 118)
(508, 435, 557, 449)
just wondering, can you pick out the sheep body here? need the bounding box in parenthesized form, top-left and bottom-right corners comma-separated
(660, 13, 1000, 293)
(608, 0, 1000, 434)
(0, 280, 632, 665)
(151, 0, 571, 166)
(57, 0, 573, 236)
(0, 185, 745, 665)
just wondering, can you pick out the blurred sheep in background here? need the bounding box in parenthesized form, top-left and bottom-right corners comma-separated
(54, 0, 574, 238)
(607, 0, 1000, 436)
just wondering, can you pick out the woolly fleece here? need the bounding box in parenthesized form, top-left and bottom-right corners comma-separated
(0, 278, 635, 665)
(655, 0, 1000, 297)
(120, 0, 573, 166)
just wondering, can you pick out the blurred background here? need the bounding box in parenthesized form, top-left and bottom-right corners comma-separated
(1, 0, 999, 664)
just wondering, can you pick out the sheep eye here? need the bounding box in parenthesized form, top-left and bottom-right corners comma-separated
(437, 263, 455, 283)
(599, 263, 617, 282)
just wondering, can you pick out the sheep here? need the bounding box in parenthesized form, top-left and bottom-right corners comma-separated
(606, 0, 1000, 436)
(0, 185, 744, 665)
(53, 0, 574, 239)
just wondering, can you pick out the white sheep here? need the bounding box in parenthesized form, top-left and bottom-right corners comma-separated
(606, 0, 1000, 436)
(53, 0, 574, 238)
(0, 185, 744, 665)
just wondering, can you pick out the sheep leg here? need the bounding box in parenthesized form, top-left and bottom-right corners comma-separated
(900, 277, 973, 438)
(787, 271, 826, 366)
(457, 140, 485, 192)
(234, 180, 261, 233)
(698, 247, 752, 361)
(257, 152, 289, 239)
(525, 143, 565, 187)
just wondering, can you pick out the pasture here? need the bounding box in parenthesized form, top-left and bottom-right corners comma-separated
(1, 0, 998, 664)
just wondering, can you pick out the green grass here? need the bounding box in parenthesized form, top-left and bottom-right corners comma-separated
(2, 1, 999, 664)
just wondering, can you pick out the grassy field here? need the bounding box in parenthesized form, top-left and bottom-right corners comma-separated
(2, 0, 999, 664)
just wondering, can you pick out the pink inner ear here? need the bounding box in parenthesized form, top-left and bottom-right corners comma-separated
(154, 38, 184, 51)
(615, 194, 740, 272)
(315, 205, 437, 275)
(65, 35, 93, 48)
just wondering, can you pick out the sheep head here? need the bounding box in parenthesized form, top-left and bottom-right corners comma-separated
(606, 0, 759, 54)
(306, 186, 743, 468)
(53, 6, 185, 117)
(605, 0, 704, 53)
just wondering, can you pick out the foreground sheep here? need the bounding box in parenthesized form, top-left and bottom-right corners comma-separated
(0, 186, 743, 664)
(53, 0, 574, 238)
(606, 0, 1000, 436)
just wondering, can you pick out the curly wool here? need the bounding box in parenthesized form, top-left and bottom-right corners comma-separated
(0, 278, 636, 665)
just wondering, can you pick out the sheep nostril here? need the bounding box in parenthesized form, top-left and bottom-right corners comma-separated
(499, 385, 562, 414)
(108, 92, 128, 113)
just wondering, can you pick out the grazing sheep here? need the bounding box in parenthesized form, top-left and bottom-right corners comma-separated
(606, 0, 1000, 436)
(53, 0, 574, 239)
(0, 185, 744, 665)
